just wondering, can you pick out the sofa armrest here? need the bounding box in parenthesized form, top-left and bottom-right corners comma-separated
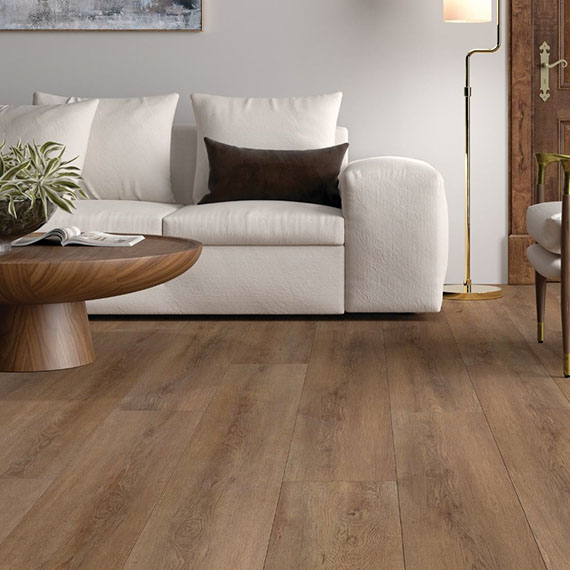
(340, 157, 448, 313)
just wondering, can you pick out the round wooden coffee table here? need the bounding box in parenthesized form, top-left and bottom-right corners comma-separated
(0, 235, 202, 372)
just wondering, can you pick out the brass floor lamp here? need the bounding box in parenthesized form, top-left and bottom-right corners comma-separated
(443, 0, 503, 300)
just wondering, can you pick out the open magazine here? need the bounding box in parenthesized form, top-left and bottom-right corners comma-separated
(13, 226, 145, 248)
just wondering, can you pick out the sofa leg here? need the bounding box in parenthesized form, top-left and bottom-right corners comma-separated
(535, 271, 547, 343)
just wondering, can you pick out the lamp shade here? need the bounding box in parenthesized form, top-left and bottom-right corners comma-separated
(444, 0, 492, 22)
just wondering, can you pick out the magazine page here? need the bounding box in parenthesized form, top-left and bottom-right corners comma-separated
(12, 226, 82, 247)
(68, 232, 145, 247)
(60, 226, 82, 241)
(13, 228, 143, 248)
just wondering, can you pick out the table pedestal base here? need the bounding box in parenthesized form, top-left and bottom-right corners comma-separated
(0, 302, 95, 372)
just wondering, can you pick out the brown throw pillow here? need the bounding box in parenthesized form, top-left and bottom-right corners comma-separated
(199, 137, 349, 207)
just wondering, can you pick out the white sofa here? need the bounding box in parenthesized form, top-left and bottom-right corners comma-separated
(43, 126, 448, 315)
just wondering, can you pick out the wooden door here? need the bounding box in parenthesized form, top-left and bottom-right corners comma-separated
(510, 0, 570, 283)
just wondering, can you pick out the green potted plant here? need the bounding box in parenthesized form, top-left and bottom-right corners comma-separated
(0, 140, 85, 252)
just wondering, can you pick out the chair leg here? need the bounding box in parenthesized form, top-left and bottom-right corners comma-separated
(562, 194, 570, 377)
(535, 272, 547, 343)
(563, 274, 570, 378)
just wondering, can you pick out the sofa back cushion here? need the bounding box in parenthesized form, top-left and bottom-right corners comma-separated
(34, 92, 179, 204)
(0, 100, 99, 172)
(171, 125, 349, 205)
(190, 93, 343, 205)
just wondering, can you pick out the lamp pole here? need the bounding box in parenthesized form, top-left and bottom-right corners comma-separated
(444, 0, 503, 300)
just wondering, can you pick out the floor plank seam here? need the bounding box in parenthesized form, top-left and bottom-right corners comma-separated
(382, 324, 408, 570)
(262, 324, 317, 569)
(442, 303, 549, 570)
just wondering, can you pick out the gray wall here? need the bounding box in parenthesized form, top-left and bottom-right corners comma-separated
(0, 0, 507, 283)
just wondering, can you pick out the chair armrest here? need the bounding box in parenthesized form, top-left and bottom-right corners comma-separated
(340, 157, 448, 312)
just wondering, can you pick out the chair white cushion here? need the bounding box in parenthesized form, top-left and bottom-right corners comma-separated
(527, 201, 562, 254)
(163, 201, 344, 246)
(33, 92, 179, 203)
(527, 243, 561, 280)
(0, 100, 99, 171)
(190, 92, 343, 204)
(41, 200, 181, 236)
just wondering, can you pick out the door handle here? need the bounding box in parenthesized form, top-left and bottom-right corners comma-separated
(543, 59, 569, 70)
(540, 41, 569, 102)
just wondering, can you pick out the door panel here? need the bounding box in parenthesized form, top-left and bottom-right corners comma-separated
(510, 0, 570, 282)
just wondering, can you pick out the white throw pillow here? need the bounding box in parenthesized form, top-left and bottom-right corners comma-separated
(33, 92, 179, 203)
(190, 92, 343, 204)
(0, 100, 99, 171)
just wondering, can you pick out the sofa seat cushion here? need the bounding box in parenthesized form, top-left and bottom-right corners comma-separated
(527, 201, 562, 254)
(41, 200, 182, 236)
(163, 201, 344, 246)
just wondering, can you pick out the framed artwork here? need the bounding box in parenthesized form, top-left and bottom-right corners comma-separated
(0, 1, 202, 31)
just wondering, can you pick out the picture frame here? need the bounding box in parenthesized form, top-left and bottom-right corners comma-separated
(0, 1, 203, 32)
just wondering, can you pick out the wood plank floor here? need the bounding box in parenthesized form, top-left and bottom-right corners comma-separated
(0, 286, 568, 569)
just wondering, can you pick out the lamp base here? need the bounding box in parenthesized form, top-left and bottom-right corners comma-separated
(443, 284, 503, 301)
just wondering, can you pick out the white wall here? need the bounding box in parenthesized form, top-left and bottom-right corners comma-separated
(0, 0, 508, 283)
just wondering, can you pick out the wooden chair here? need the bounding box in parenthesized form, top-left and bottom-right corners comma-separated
(528, 153, 570, 377)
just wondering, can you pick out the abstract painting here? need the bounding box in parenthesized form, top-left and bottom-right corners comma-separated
(0, 0, 202, 31)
